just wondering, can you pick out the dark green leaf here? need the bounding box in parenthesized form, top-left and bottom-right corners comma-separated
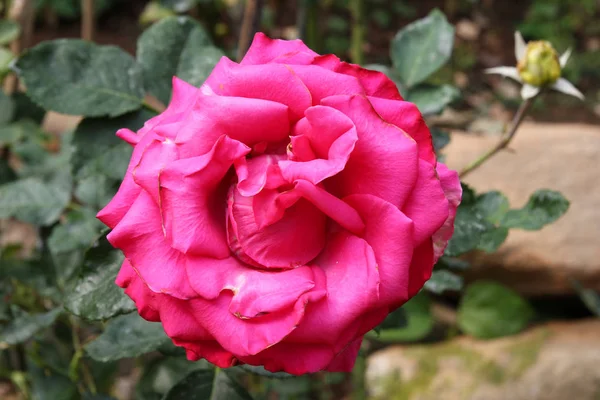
(0, 158, 16, 184)
(390, 9, 454, 87)
(48, 208, 106, 285)
(571, 279, 600, 318)
(72, 109, 155, 206)
(405, 84, 459, 115)
(374, 292, 433, 342)
(500, 189, 569, 230)
(0, 172, 71, 225)
(137, 357, 211, 400)
(85, 313, 170, 361)
(0, 20, 20, 45)
(424, 269, 463, 294)
(137, 16, 221, 105)
(28, 362, 77, 400)
(0, 47, 14, 78)
(12, 92, 47, 123)
(444, 206, 493, 257)
(477, 226, 509, 252)
(430, 128, 450, 152)
(458, 281, 534, 339)
(163, 369, 253, 400)
(437, 256, 470, 270)
(475, 191, 509, 225)
(15, 39, 144, 117)
(0, 90, 15, 125)
(0, 307, 62, 346)
(239, 365, 295, 379)
(159, 0, 199, 13)
(0, 120, 40, 146)
(64, 234, 135, 320)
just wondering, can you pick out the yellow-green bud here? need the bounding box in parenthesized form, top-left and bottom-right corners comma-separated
(517, 41, 561, 87)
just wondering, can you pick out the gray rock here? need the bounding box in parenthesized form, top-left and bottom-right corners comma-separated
(366, 320, 600, 400)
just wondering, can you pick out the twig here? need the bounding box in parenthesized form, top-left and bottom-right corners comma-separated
(349, 0, 365, 64)
(81, 0, 95, 41)
(236, 0, 263, 62)
(459, 96, 535, 178)
(4, 0, 34, 94)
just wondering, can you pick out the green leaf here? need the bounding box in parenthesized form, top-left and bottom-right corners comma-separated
(500, 189, 569, 230)
(85, 313, 170, 361)
(405, 84, 459, 115)
(163, 369, 253, 400)
(0, 157, 16, 184)
(15, 39, 144, 117)
(390, 9, 454, 88)
(0, 90, 15, 125)
(477, 226, 509, 253)
(458, 281, 534, 339)
(137, 16, 221, 105)
(0, 20, 20, 45)
(48, 208, 106, 285)
(159, 0, 199, 13)
(424, 269, 463, 294)
(374, 292, 433, 342)
(239, 365, 295, 379)
(64, 234, 135, 320)
(12, 92, 47, 124)
(136, 357, 211, 400)
(0, 47, 14, 78)
(0, 172, 71, 225)
(430, 128, 450, 152)
(475, 191, 510, 225)
(571, 279, 600, 318)
(72, 109, 155, 206)
(29, 363, 78, 400)
(0, 307, 62, 346)
(444, 206, 493, 257)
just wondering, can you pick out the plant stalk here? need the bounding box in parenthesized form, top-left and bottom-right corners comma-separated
(4, 0, 34, 94)
(236, 0, 263, 62)
(349, 0, 365, 64)
(81, 0, 95, 41)
(459, 96, 535, 178)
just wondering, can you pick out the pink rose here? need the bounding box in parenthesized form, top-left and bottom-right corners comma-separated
(98, 33, 461, 375)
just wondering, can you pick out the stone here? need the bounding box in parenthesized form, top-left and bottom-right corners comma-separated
(366, 320, 600, 400)
(443, 122, 600, 295)
(456, 19, 480, 41)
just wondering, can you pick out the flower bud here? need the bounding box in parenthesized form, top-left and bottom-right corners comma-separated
(517, 41, 561, 87)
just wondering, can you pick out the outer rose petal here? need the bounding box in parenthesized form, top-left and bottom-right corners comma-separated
(241, 32, 318, 65)
(324, 337, 363, 372)
(322, 95, 419, 207)
(344, 194, 414, 305)
(368, 96, 436, 165)
(312, 55, 403, 100)
(432, 163, 462, 261)
(132, 135, 179, 204)
(108, 190, 197, 299)
(402, 159, 450, 246)
(116, 259, 160, 322)
(286, 65, 365, 104)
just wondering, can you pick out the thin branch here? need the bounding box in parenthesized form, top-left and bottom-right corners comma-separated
(349, 0, 365, 64)
(236, 0, 263, 62)
(81, 0, 95, 41)
(459, 96, 535, 178)
(4, 0, 35, 94)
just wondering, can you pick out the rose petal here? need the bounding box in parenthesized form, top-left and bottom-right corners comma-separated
(321, 95, 419, 207)
(159, 136, 250, 258)
(174, 94, 290, 158)
(368, 96, 436, 165)
(432, 163, 462, 261)
(344, 194, 414, 306)
(287, 65, 365, 104)
(204, 58, 312, 121)
(279, 106, 358, 185)
(227, 186, 327, 269)
(402, 159, 449, 246)
(132, 135, 179, 204)
(312, 55, 403, 100)
(240, 32, 318, 66)
(108, 190, 197, 299)
(235, 154, 287, 197)
(324, 337, 363, 372)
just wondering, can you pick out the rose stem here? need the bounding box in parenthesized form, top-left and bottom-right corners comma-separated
(81, 0, 95, 41)
(297, 0, 319, 52)
(4, 0, 34, 94)
(236, 0, 264, 62)
(458, 96, 535, 178)
(349, 0, 365, 65)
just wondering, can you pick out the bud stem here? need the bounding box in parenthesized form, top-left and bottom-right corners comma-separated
(459, 96, 535, 178)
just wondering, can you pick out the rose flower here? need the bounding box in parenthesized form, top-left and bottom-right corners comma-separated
(97, 33, 462, 375)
